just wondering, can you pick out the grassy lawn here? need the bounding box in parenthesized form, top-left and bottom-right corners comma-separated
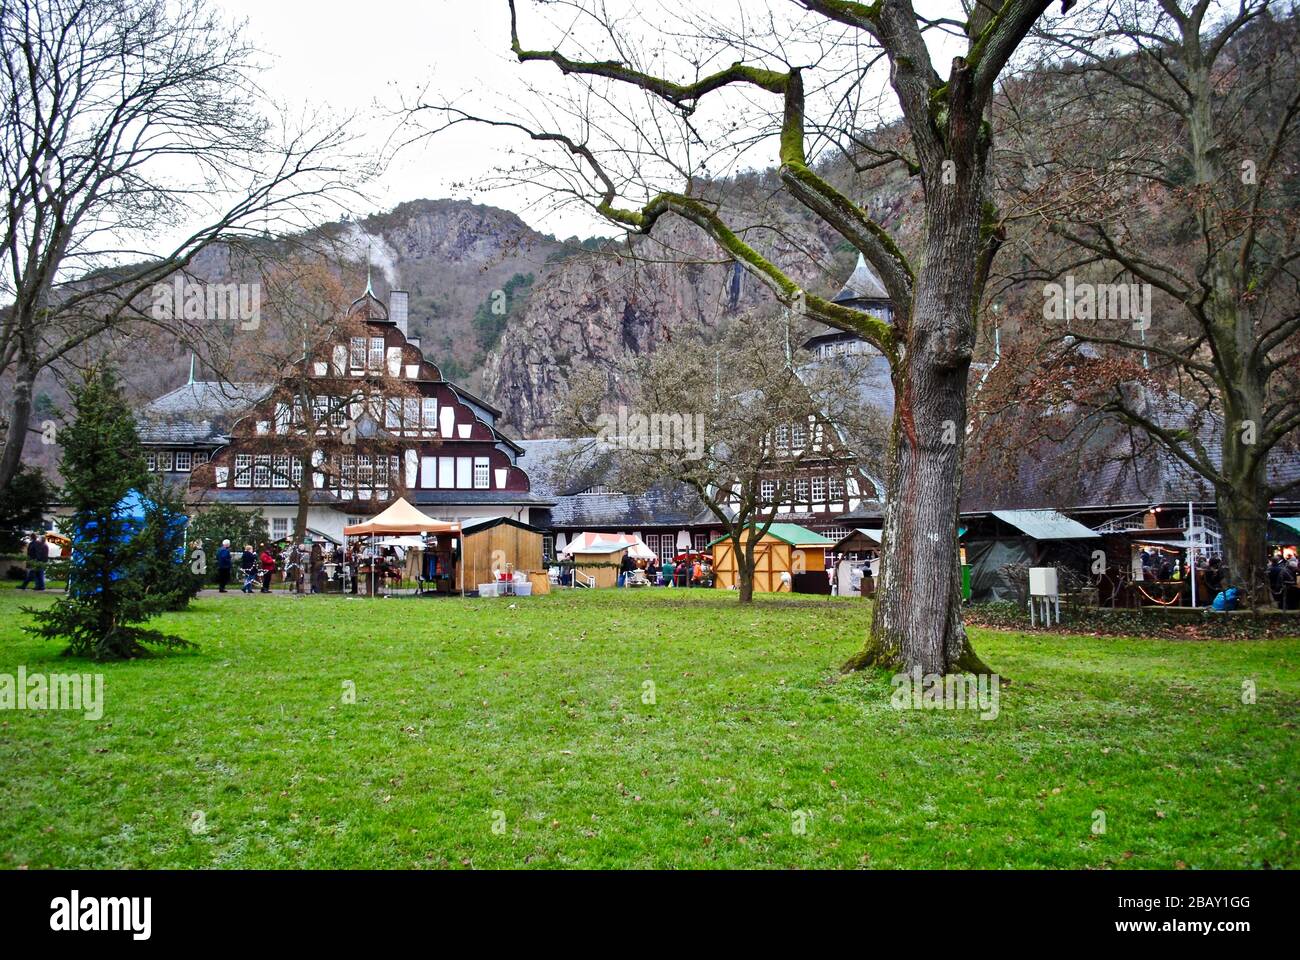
(0, 585, 1295, 869)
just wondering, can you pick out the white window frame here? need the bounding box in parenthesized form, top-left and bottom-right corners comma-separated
(175, 451, 192, 472)
(795, 478, 809, 502)
(146, 452, 157, 472)
(760, 479, 776, 503)
(368, 337, 385, 370)
(253, 454, 271, 488)
(291, 457, 303, 486)
(271, 517, 289, 539)
(455, 457, 472, 489)
(811, 476, 826, 503)
(791, 422, 807, 448)
(829, 476, 845, 501)
(157, 451, 174, 472)
(234, 454, 252, 488)
(422, 398, 437, 434)
(473, 457, 490, 489)
(272, 455, 290, 488)
(350, 337, 366, 369)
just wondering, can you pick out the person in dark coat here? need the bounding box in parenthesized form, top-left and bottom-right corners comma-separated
(618, 552, 635, 587)
(1268, 553, 1287, 609)
(309, 539, 325, 594)
(1203, 555, 1223, 595)
(18, 533, 48, 590)
(239, 544, 258, 593)
(216, 539, 233, 592)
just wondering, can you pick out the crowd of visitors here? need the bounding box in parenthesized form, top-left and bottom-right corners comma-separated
(616, 552, 712, 588)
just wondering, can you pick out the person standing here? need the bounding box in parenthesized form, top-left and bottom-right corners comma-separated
(309, 538, 324, 594)
(259, 543, 276, 593)
(239, 544, 258, 593)
(1268, 552, 1287, 609)
(216, 539, 233, 592)
(18, 533, 48, 590)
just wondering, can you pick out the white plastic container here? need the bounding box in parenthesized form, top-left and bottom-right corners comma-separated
(478, 583, 497, 597)
(514, 583, 532, 597)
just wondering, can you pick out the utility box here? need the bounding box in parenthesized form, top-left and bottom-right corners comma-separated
(1029, 566, 1059, 598)
(1028, 567, 1060, 626)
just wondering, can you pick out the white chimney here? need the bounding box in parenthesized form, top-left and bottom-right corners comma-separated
(389, 291, 409, 337)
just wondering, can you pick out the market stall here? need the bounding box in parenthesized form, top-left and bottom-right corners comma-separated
(342, 498, 462, 596)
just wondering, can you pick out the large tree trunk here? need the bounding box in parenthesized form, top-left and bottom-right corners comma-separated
(843, 168, 991, 676)
(737, 534, 755, 604)
(294, 476, 311, 542)
(0, 357, 37, 491)
(1217, 479, 1270, 607)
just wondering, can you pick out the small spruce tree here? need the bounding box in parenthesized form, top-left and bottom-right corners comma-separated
(25, 368, 195, 659)
(137, 475, 204, 611)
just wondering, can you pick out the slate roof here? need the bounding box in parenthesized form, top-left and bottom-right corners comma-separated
(831, 253, 889, 304)
(518, 438, 709, 528)
(137, 382, 269, 445)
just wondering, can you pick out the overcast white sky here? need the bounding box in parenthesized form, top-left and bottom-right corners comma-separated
(206, 0, 979, 238)
(213, 0, 608, 236)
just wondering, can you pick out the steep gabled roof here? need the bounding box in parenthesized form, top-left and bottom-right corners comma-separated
(831, 253, 890, 304)
(137, 381, 269, 445)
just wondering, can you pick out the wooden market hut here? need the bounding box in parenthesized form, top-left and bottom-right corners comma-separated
(559, 532, 655, 588)
(708, 523, 834, 593)
(460, 516, 546, 591)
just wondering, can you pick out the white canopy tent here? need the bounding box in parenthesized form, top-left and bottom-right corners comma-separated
(560, 531, 655, 560)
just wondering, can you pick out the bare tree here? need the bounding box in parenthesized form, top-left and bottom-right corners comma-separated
(406, 0, 1067, 674)
(559, 314, 885, 602)
(0, 0, 357, 489)
(997, 0, 1300, 597)
(191, 259, 422, 541)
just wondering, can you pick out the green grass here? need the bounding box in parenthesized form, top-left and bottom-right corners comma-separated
(0, 587, 1295, 869)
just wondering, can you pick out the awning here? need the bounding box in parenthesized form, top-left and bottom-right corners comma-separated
(343, 497, 460, 536)
(990, 509, 1101, 540)
(560, 531, 655, 559)
(1271, 517, 1300, 540)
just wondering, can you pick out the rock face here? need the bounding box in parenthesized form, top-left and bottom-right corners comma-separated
(96, 191, 886, 437)
(482, 216, 841, 436)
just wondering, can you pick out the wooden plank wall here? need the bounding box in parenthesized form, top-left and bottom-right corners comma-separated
(463, 525, 543, 588)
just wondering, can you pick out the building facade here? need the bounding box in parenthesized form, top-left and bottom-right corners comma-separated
(142, 285, 552, 543)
